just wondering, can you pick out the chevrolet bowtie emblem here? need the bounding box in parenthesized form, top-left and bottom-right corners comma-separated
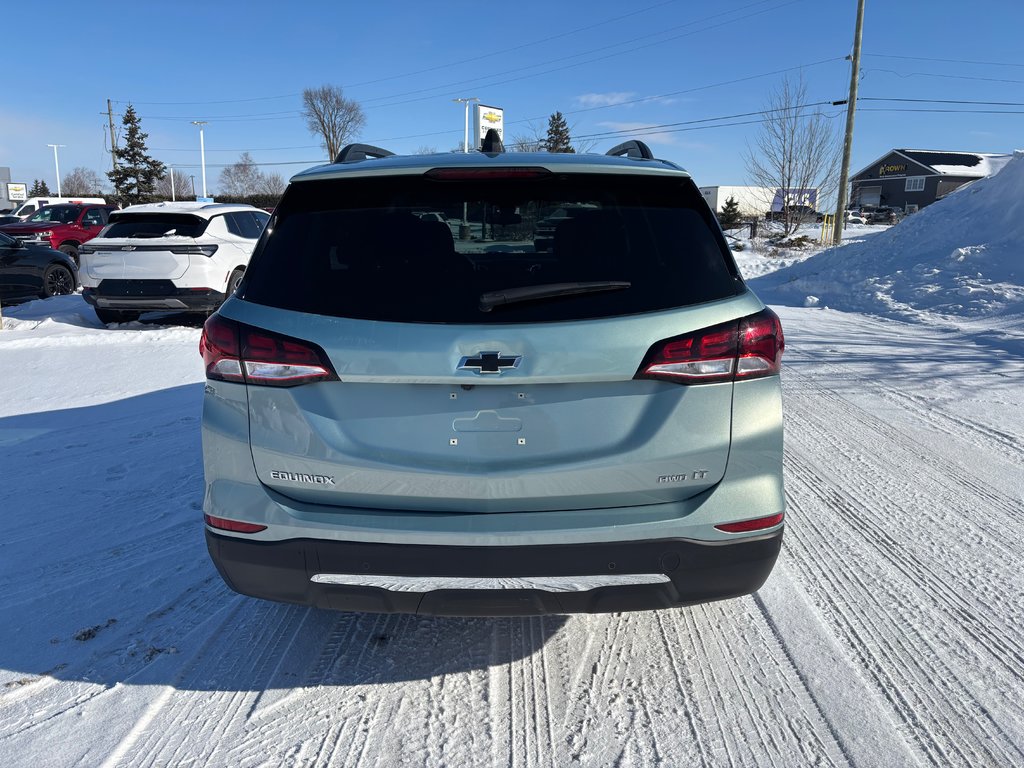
(458, 351, 522, 374)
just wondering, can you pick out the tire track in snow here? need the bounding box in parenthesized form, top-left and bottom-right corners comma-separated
(784, 455, 1024, 767)
(786, 345, 1024, 469)
(781, 367, 1024, 768)
(784, 370, 1024, 671)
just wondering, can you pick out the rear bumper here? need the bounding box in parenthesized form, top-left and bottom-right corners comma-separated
(83, 284, 225, 312)
(205, 529, 783, 616)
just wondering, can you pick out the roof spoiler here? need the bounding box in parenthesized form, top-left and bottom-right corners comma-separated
(605, 140, 655, 160)
(334, 143, 395, 163)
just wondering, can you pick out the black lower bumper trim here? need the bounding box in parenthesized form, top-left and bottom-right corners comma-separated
(83, 285, 225, 312)
(206, 531, 783, 616)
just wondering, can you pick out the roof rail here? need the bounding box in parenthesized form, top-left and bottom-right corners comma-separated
(334, 143, 395, 163)
(480, 128, 504, 154)
(605, 140, 655, 160)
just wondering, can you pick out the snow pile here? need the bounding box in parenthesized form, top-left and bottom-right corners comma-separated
(752, 151, 1024, 327)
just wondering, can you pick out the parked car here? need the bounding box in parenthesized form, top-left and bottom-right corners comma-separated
(533, 203, 599, 251)
(0, 231, 78, 304)
(0, 215, 20, 226)
(78, 202, 269, 324)
(844, 210, 867, 225)
(0, 203, 118, 265)
(199, 136, 786, 616)
(765, 204, 819, 224)
(8, 196, 106, 219)
(867, 206, 902, 225)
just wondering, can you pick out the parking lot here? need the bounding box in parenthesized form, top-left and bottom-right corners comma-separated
(1, 295, 1022, 766)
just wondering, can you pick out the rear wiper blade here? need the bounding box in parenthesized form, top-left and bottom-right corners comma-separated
(479, 281, 631, 312)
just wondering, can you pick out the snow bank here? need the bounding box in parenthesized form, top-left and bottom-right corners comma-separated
(752, 151, 1024, 327)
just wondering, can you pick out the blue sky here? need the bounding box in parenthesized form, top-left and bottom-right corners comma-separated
(2, 0, 1022, 196)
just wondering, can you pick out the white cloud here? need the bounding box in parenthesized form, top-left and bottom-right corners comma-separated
(575, 92, 638, 109)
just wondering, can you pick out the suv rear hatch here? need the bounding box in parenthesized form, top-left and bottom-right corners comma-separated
(225, 169, 767, 514)
(85, 212, 210, 281)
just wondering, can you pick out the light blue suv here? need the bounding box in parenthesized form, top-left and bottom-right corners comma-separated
(200, 136, 785, 616)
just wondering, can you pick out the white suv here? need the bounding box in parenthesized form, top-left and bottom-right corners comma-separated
(79, 201, 270, 324)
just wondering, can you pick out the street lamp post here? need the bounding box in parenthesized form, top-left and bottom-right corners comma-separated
(452, 98, 479, 239)
(452, 97, 479, 153)
(47, 144, 66, 196)
(191, 121, 208, 198)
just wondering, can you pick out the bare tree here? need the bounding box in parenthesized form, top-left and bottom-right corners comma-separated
(301, 85, 366, 161)
(218, 152, 265, 197)
(62, 167, 103, 196)
(254, 171, 286, 196)
(153, 169, 193, 200)
(744, 74, 840, 236)
(508, 120, 546, 152)
(414, 145, 438, 155)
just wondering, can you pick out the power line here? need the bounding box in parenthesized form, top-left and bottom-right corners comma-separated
(517, 56, 843, 124)
(113, 93, 301, 107)
(863, 53, 1024, 70)
(864, 68, 1024, 86)
(356, 0, 807, 111)
(342, 0, 689, 89)
(861, 97, 1024, 107)
(572, 100, 839, 141)
(860, 107, 1024, 115)
(110, 0, 764, 109)
(134, 55, 846, 152)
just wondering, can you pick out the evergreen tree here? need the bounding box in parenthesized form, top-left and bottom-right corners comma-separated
(107, 104, 166, 205)
(543, 112, 575, 153)
(718, 196, 742, 229)
(29, 179, 51, 196)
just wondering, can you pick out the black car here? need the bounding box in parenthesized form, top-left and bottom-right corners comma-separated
(0, 231, 78, 304)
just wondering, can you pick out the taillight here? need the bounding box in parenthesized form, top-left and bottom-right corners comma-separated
(636, 308, 784, 385)
(170, 244, 218, 257)
(204, 514, 267, 534)
(736, 308, 785, 379)
(425, 167, 552, 180)
(200, 315, 338, 387)
(715, 512, 784, 533)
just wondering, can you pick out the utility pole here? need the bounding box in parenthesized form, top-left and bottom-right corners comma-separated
(831, 0, 866, 246)
(107, 99, 118, 173)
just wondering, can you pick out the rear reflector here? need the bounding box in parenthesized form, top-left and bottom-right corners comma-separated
(200, 314, 338, 387)
(636, 308, 784, 385)
(204, 514, 267, 534)
(715, 513, 784, 534)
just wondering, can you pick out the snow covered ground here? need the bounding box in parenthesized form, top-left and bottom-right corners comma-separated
(2, 157, 1023, 766)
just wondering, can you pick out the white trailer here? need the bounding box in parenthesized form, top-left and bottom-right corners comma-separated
(699, 186, 777, 217)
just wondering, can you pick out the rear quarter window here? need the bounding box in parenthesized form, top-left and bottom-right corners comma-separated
(242, 172, 743, 324)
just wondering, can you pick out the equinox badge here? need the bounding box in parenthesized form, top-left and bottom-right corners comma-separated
(458, 351, 522, 374)
(270, 470, 336, 485)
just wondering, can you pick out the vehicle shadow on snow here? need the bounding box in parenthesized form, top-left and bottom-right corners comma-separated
(0, 385, 565, 693)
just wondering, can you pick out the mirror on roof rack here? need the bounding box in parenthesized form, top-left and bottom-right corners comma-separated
(334, 143, 395, 163)
(605, 140, 655, 160)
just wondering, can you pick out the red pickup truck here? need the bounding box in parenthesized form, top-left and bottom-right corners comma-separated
(0, 203, 119, 265)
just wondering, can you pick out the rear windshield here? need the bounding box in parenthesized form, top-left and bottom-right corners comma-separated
(27, 205, 81, 224)
(102, 213, 208, 239)
(241, 172, 742, 324)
